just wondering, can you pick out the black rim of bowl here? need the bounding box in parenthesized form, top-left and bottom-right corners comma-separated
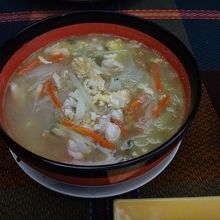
(0, 11, 201, 175)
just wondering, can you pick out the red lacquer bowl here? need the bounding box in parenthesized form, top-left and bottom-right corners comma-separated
(0, 11, 201, 186)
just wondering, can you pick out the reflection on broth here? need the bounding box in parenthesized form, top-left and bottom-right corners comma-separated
(4, 34, 185, 165)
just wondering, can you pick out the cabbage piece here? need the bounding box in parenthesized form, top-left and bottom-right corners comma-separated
(109, 50, 145, 89)
(61, 40, 75, 54)
(44, 42, 70, 56)
(105, 39, 124, 51)
(127, 134, 160, 157)
(69, 71, 98, 113)
(50, 124, 94, 154)
(24, 63, 63, 80)
(75, 95, 86, 121)
(9, 82, 26, 107)
(50, 124, 67, 137)
(92, 49, 129, 57)
(63, 89, 87, 121)
(153, 111, 175, 131)
(117, 67, 145, 89)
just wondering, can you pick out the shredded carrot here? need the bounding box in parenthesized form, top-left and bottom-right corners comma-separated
(151, 63, 162, 91)
(61, 120, 117, 151)
(47, 53, 65, 62)
(16, 53, 65, 77)
(110, 118, 128, 137)
(152, 95, 170, 118)
(47, 80, 62, 109)
(16, 57, 40, 76)
(124, 92, 148, 115)
(130, 99, 142, 111)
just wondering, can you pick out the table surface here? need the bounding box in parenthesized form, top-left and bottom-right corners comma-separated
(0, 1, 219, 220)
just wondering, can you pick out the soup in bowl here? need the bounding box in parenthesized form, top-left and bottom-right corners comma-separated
(0, 11, 200, 186)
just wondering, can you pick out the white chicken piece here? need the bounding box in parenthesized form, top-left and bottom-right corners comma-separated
(71, 57, 93, 79)
(109, 90, 130, 108)
(83, 76, 105, 95)
(44, 42, 70, 56)
(67, 139, 83, 160)
(102, 53, 124, 72)
(63, 90, 87, 120)
(99, 115, 110, 130)
(92, 114, 110, 132)
(67, 133, 93, 160)
(68, 151, 83, 160)
(68, 139, 78, 151)
(110, 109, 123, 122)
(105, 122, 121, 142)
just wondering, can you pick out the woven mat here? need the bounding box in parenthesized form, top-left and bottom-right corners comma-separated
(0, 1, 220, 219)
(0, 82, 219, 219)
